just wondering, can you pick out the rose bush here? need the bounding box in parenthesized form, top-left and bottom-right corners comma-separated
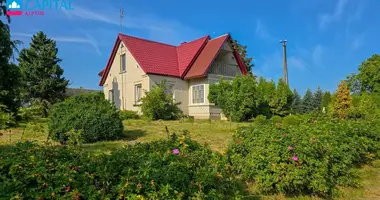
(0, 133, 245, 199)
(228, 118, 380, 197)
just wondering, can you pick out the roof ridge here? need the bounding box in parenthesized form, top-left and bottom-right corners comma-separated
(179, 35, 209, 45)
(210, 33, 230, 40)
(118, 33, 176, 47)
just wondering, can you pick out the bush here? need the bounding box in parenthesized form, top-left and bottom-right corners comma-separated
(48, 92, 123, 144)
(282, 115, 301, 126)
(119, 110, 139, 120)
(253, 115, 267, 125)
(228, 119, 380, 197)
(269, 115, 282, 124)
(141, 81, 182, 120)
(18, 104, 45, 121)
(0, 135, 245, 199)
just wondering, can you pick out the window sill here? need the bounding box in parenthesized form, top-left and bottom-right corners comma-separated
(119, 71, 126, 74)
(133, 102, 142, 107)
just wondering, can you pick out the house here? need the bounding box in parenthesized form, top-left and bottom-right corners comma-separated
(98, 33, 247, 119)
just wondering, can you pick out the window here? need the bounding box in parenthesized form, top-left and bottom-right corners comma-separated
(121, 54, 126, 72)
(192, 85, 204, 104)
(108, 89, 114, 102)
(135, 84, 142, 103)
(165, 84, 175, 100)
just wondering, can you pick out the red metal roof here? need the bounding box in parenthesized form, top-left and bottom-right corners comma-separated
(99, 33, 247, 86)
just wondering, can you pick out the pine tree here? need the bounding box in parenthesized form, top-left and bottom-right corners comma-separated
(312, 86, 323, 111)
(291, 89, 302, 114)
(18, 31, 69, 116)
(301, 89, 314, 114)
(321, 91, 331, 112)
(333, 81, 352, 119)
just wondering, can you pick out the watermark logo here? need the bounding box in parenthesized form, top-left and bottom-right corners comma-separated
(6, 0, 74, 16)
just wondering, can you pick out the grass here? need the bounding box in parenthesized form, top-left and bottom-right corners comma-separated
(1, 119, 380, 199)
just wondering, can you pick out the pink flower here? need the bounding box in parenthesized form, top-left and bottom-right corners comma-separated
(292, 155, 299, 161)
(288, 146, 294, 150)
(172, 149, 180, 155)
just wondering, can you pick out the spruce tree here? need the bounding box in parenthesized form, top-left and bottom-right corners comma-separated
(18, 31, 69, 116)
(312, 86, 323, 111)
(301, 89, 314, 114)
(0, 2, 21, 113)
(291, 89, 302, 114)
(333, 81, 352, 119)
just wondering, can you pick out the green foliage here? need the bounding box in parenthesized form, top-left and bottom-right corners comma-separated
(333, 81, 352, 119)
(231, 39, 254, 73)
(228, 119, 380, 197)
(119, 110, 139, 120)
(209, 76, 293, 121)
(301, 89, 314, 114)
(268, 79, 294, 116)
(48, 92, 123, 144)
(18, 31, 69, 117)
(282, 115, 301, 126)
(291, 89, 302, 114)
(321, 91, 331, 111)
(141, 81, 182, 120)
(356, 54, 380, 93)
(312, 86, 323, 111)
(209, 75, 257, 121)
(253, 115, 267, 125)
(18, 104, 45, 121)
(346, 73, 361, 95)
(269, 115, 282, 124)
(0, 135, 245, 199)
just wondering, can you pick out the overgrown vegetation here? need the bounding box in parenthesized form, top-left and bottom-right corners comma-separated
(0, 134, 245, 199)
(141, 81, 182, 120)
(119, 110, 140, 120)
(228, 118, 380, 197)
(48, 92, 123, 144)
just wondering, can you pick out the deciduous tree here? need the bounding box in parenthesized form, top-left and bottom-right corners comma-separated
(231, 39, 254, 74)
(321, 91, 331, 112)
(357, 54, 380, 94)
(268, 78, 293, 116)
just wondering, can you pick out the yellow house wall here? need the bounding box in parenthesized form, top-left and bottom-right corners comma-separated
(102, 42, 149, 113)
(148, 74, 189, 115)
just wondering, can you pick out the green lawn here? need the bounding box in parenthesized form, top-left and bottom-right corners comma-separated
(1, 119, 380, 199)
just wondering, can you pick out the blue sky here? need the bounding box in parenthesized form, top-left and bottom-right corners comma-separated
(6, 0, 380, 94)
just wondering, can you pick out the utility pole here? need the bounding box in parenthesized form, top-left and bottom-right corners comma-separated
(280, 40, 288, 85)
(120, 8, 124, 33)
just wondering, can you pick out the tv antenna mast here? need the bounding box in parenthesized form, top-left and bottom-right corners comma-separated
(120, 8, 124, 33)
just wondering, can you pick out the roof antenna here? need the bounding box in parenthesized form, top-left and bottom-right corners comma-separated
(120, 8, 124, 33)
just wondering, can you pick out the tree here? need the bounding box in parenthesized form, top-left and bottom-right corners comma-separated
(358, 93, 376, 119)
(268, 78, 293, 116)
(301, 89, 314, 114)
(18, 31, 69, 116)
(321, 91, 331, 112)
(291, 89, 302, 114)
(231, 39, 254, 74)
(357, 54, 380, 94)
(333, 81, 352, 119)
(346, 73, 361, 95)
(312, 86, 323, 111)
(209, 75, 258, 121)
(0, 1, 21, 114)
(255, 77, 275, 117)
(141, 81, 182, 120)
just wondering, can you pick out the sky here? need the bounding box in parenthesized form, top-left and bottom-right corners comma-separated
(6, 0, 380, 93)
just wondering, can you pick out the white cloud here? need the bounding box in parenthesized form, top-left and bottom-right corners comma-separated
(12, 32, 101, 55)
(312, 45, 323, 66)
(319, 0, 348, 29)
(255, 19, 275, 41)
(61, 5, 202, 45)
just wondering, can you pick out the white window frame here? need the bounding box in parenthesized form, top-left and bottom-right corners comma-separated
(192, 84, 205, 104)
(120, 54, 126, 72)
(135, 83, 142, 104)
